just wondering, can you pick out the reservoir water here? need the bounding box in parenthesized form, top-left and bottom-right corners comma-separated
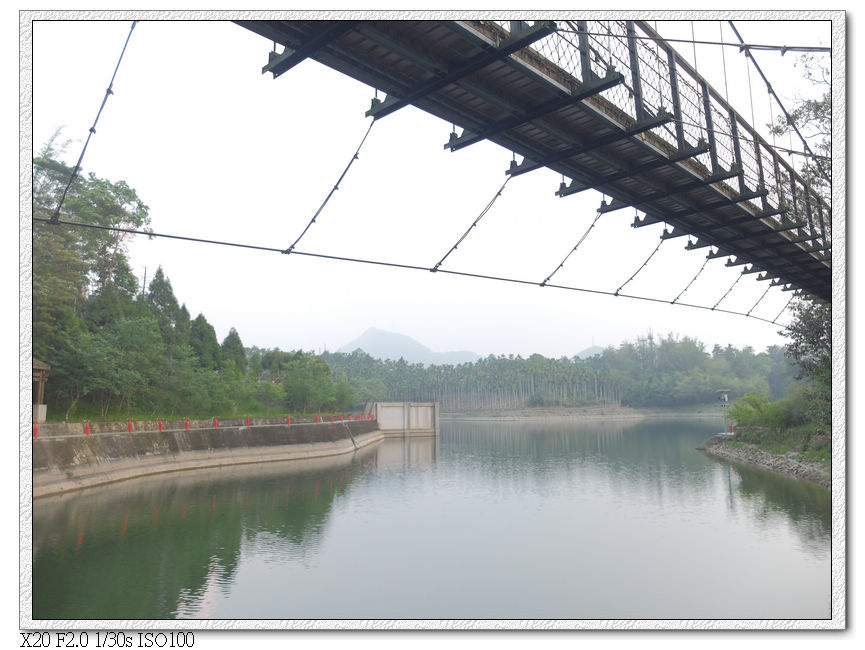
(32, 417, 831, 621)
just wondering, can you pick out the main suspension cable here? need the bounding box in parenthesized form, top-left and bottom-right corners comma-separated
(540, 208, 603, 287)
(50, 20, 138, 223)
(34, 216, 787, 326)
(431, 174, 512, 272)
(283, 117, 376, 254)
(728, 21, 831, 186)
(556, 26, 830, 54)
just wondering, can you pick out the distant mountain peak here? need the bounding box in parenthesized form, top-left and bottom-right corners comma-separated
(337, 328, 479, 366)
(575, 345, 604, 359)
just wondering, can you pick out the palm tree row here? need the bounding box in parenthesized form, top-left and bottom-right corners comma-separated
(322, 351, 620, 411)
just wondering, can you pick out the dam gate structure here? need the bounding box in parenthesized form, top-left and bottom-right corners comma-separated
(374, 402, 440, 437)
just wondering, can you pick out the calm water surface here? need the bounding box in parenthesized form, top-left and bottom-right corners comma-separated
(32, 418, 831, 620)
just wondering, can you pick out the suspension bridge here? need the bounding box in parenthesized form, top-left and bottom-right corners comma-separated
(236, 19, 832, 306)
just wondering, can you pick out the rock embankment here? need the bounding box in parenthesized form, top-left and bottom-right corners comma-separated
(698, 435, 830, 489)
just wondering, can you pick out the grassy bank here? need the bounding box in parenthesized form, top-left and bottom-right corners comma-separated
(733, 424, 831, 468)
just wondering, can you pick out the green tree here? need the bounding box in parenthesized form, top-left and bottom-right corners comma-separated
(33, 133, 150, 294)
(782, 298, 831, 426)
(283, 352, 334, 412)
(247, 348, 264, 380)
(765, 344, 796, 401)
(33, 136, 150, 403)
(49, 328, 106, 420)
(175, 304, 192, 349)
(784, 300, 831, 383)
(154, 344, 212, 417)
(189, 313, 222, 370)
(89, 317, 166, 416)
(253, 379, 284, 415)
(332, 374, 358, 412)
(146, 267, 182, 347)
(84, 283, 140, 331)
(31, 228, 89, 364)
(221, 327, 247, 376)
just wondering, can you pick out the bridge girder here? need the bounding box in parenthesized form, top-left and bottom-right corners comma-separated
(237, 19, 832, 303)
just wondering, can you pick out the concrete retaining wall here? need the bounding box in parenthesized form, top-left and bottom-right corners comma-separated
(32, 421, 379, 498)
(34, 416, 303, 437)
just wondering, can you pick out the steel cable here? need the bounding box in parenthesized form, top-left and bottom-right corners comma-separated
(431, 175, 512, 272)
(555, 27, 829, 54)
(747, 285, 772, 316)
(671, 255, 709, 304)
(34, 216, 787, 326)
(615, 237, 664, 296)
(283, 118, 376, 254)
(713, 271, 743, 310)
(728, 21, 832, 186)
(540, 209, 602, 286)
(50, 21, 138, 223)
(773, 296, 796, 324)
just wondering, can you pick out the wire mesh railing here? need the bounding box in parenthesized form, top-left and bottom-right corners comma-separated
(489, 19, 830, 251)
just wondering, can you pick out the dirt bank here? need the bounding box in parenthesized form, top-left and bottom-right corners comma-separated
(698, 435, 830, 489)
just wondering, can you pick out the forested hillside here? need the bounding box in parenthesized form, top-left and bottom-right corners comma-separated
(323, 332, 797, 413)
(581, 333, 797, 408)
(32, 139, 355, 421)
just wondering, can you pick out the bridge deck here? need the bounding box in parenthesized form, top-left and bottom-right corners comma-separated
(237, 20, 831, 302)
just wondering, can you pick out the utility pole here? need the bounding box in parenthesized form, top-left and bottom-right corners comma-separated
(716, 388, 730, 433)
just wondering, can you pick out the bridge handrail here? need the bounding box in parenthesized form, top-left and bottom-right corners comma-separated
(489, 19, 830, 250)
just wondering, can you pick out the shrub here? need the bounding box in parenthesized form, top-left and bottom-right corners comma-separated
(730, 391, 805, 432)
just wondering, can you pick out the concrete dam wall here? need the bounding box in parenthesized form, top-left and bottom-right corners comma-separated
(32, 420, 380, 498)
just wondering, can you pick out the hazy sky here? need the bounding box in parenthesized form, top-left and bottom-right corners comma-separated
(27, 14, 836, 360)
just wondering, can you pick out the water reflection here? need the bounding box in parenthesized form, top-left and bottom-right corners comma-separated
(33, 445, 385, 620)
(375, 434, 439, 472)
(441, 418, 723, 505)
(717, 458, 831, 555)
(32, 421, 830, 620)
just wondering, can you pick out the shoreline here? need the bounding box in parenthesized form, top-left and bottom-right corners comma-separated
(440, 406, 723, 422)
(697, 434, 830, 489)
(441, 408, 830, 490)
